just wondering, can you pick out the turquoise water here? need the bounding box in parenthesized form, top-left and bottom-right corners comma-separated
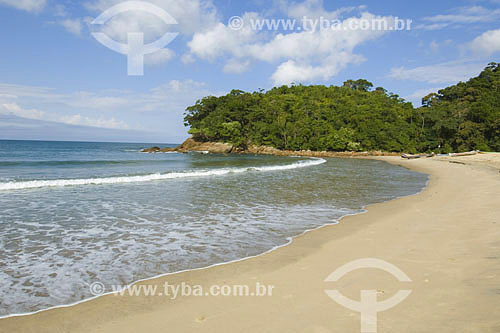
(0, 140, 428, 316)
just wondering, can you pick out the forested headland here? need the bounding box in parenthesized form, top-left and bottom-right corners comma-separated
(184, 62, 500, 153)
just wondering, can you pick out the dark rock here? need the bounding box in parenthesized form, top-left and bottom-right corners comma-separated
(175, 137, 233, 154)
(159, 147, 176, 152)
(141, 146, 161, 153)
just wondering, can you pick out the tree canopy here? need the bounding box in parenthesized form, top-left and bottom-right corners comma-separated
(418, 62, 500, 152)
(184, 63, 500, 153)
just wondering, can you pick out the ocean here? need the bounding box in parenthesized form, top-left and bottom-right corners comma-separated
(0, 140, 428, 316)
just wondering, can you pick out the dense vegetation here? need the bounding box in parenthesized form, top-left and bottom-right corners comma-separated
(184, 63, 500, 153)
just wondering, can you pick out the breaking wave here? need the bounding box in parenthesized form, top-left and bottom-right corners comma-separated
(0, 158, 326, 191)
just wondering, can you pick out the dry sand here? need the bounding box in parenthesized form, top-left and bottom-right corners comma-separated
(1, 154, 499, 333)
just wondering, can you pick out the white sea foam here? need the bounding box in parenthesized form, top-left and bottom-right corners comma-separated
(0, 156, 429, 317)
(0, 158, 326, 191)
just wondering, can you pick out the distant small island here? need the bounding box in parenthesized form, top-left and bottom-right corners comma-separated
(178, 62, 498, 154)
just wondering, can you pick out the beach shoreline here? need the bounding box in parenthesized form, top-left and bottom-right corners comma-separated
(1, 154, 499, 332)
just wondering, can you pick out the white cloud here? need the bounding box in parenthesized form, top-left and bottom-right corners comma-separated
(418, 6, 500, 30)
(468, 29, 500, 55)
(285, 0, 363, 21)
(418, 23, 449, 31)
(223, 59, 251, 74)
(59, 19, 84, 36)
(0, 0, 46, 13)
(78, 0, 219, 71)
(0, 102, 129, 129)
(424, 39, 453, 54)
(0, 94, 18, 99)
(0, 80, 214, 113)
(404, 87, 444, 106)
(187, 20, 251, 61)
(138, 79, 215, 112)
(144, 48, 175, 65)
(85, 0, 218, 43)
(63, 92, 130, 110)
(0, 83, 58, 99)
(58, 114, 129, 129)
(271, 53, 363, 85)
(181, 53, 195, 64)
(0, 80, 218, 134)
(0, 102, 45, 119)
(0, 83, 129, 110)
(389, 61, 485, 84)
(54, 4, 68, 17)
(187, 10, 394, 85)
(80, 0, 389, 82)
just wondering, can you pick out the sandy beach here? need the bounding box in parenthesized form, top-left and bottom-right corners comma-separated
(1, 154, 499, 333)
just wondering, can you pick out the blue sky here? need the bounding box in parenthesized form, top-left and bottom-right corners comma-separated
(0, 0, 499, 143)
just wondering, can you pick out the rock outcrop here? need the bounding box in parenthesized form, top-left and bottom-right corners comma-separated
(175, 137, 233, 154)
(141, 137, 400, 157)
(159, 147, 176, 152)
(141, 137, 233, 154)
(141, 146, 161, 153)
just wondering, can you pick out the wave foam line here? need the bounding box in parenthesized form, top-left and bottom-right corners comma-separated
(0, 158, 326, 191)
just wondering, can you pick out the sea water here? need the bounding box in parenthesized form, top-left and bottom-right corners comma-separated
(0, 140, 428, 316)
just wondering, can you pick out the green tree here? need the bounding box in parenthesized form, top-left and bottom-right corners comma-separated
(184, 63, 500, 153)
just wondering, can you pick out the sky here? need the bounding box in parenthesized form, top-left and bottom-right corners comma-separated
(0, 0, 499, 143)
